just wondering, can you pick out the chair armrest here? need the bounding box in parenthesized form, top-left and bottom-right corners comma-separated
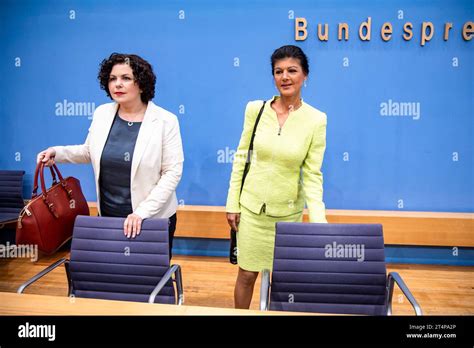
(387, 272, 423, 316)
(0, 219, 19, 229)
(173, 264, 184, 305)
(148, 264, 184, 305)
(17, 258, 70, 294)
(259, 269, 271, 311)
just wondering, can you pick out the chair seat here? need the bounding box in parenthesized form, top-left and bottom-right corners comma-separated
(0, 170, 25, 225)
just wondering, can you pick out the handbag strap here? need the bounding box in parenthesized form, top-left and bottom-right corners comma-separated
(36, 163, 59, 218)
(32, 162, 72, 200)
(240, 101, 266, 194)
(32, 164, 58, 198)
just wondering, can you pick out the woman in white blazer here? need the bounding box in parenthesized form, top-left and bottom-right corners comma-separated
(37, 53, 184, 256)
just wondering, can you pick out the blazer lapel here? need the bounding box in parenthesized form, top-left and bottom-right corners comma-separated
(131, 101, 159, 182)
(94, 103, 118, 179)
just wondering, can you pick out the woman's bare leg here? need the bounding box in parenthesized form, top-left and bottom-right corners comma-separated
(234, 267, 259, 309)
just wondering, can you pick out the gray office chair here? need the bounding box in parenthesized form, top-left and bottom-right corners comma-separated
(0, 170, 25, 227)
(18, 215, 184, 305)
(260, 222, 422, 315)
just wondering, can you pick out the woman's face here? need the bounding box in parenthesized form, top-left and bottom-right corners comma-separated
(273, 57, 307, 98)
(108, 63, 142, 105)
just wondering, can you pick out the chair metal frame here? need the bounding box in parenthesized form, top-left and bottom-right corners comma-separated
(18, 258, 184, 305)
(260, 269, 423, 315)
(0, 219, 18, 229)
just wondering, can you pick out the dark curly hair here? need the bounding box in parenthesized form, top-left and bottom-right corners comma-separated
(271, 45, 309, 76)
(98, 53, 156, 103)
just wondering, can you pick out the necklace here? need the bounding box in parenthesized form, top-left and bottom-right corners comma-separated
(289, 100, 302, 112)
(119, 104, 146, 127)
(273, 97, 302, 114)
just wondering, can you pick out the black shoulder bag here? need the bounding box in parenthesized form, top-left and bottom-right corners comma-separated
(230, 101, 266, 264)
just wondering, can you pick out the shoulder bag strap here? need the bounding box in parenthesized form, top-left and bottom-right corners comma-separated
(240, 101, 266, 194)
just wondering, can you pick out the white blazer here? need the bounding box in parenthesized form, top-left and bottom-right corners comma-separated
(53, 101, 184, 219)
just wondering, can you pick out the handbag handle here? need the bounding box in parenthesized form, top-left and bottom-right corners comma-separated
(32, 163, 74, 218)
(32, 163, 61, 198)
(39, 164, 71, 198)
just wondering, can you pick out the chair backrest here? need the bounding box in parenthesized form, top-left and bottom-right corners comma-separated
(69, 215, 175, 304)
(0, 170, 25, 221)
(270, 223, 387, 315)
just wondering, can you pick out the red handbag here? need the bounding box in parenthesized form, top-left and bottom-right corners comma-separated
(16, 162, 90, 254)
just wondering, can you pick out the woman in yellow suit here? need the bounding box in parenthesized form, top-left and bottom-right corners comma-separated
(226, 45, 328, 309)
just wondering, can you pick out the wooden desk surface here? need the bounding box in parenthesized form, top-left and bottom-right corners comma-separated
(0, 292, 313, 316)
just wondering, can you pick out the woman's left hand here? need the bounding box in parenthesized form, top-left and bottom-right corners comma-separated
(124, 213, 143, 238)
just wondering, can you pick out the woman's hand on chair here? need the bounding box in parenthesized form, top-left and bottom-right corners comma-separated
(124, 213, 143, 238)
(37, 148, 56, 167)
(227, 213, 240, 232)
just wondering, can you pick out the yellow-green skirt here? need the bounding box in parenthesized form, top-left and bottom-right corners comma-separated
(237, 205, 303, 272)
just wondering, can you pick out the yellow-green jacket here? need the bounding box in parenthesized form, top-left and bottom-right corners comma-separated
(226, 97, 327, 222)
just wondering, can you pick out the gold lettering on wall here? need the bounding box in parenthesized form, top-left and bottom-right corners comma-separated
(444, 23, 453, 41)
(463, 21, 474, 41)
(318, 23, 329, 41)
(293, 18, 474, 44)
(338, 23, 349, 41)
(421, 22, 434, 46)
(295, 18, 308, 41)
(381, 22, 393, 41)
(359, 17, 372, 41)
(403, 22, 413, 40)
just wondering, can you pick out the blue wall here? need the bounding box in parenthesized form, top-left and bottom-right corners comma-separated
(1, 0, 473, 213)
